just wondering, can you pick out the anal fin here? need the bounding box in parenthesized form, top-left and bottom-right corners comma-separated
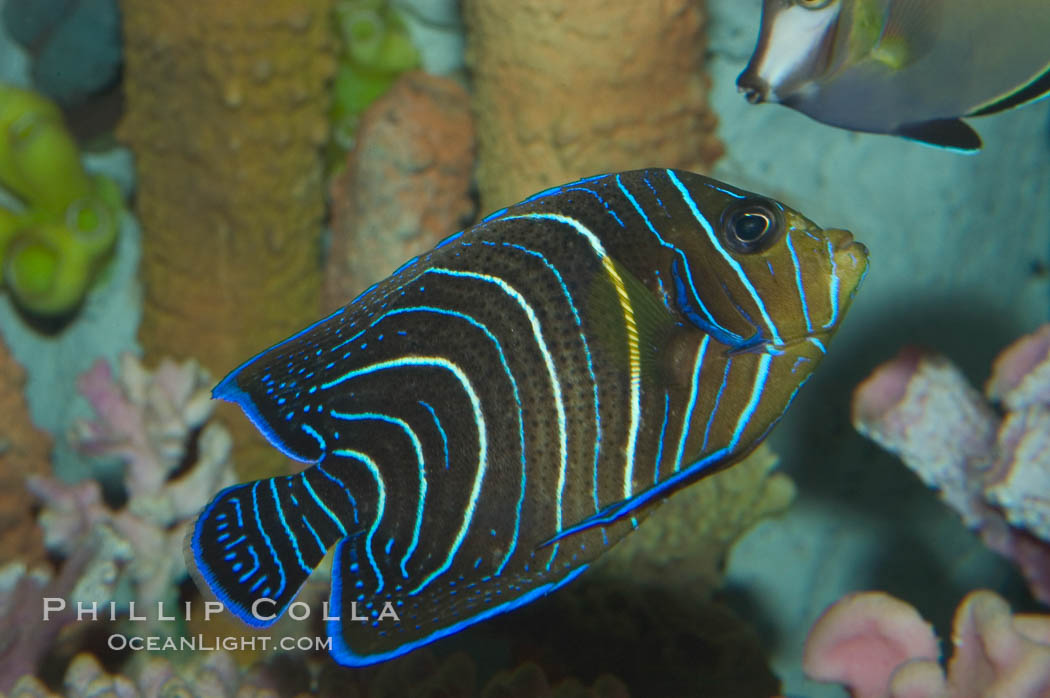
(896, 118, 981, 153)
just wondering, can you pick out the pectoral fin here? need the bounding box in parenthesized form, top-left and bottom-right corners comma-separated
(538, 447, 733, 548)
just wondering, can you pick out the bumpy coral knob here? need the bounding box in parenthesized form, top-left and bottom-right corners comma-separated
(0, 83, 125, 319)
(66, 192, 118, 258)
(8, 111, 93, 213)
(5, 222, 93, 316)
(0, 84, 92, 211)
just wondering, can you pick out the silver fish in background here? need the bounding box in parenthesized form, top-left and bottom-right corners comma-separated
(737, 0, 1050, 152)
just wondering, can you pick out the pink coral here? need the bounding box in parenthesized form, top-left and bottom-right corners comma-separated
(802, 592, 939, 698)
(27, 354, 235, 613)
(0, 546, 96, 693)
(853, 325, 1050, 604)
(2, 651, 279, 698)
(986, 325, 1050, 409)
(804, 590, 1050, 698)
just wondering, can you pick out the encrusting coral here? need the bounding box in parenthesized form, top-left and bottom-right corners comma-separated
(852, 325, 1050, 604)
(0, 83, 122, 317)
(480, 662, 629, 698)
(0, 546, 101, 693)
(118, 0, 337, 481)
(801, 590, 1050, 698)
(1, 645, 627, 698)
(325, 70, 475, 310)
(463, 0, 723, 213)
(27, 353, 236, 618)
(0, 333, 49, 566)
(496, 580, 778, 698)
(2, 651, 288, 698)
(477, 446, 788, 698)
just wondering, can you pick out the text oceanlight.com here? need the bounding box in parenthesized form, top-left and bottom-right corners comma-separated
(107, 634, 334, 652)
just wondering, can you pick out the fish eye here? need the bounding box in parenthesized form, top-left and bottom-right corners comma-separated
(720, 199, 784, 254)
(795, 0, 833, 9)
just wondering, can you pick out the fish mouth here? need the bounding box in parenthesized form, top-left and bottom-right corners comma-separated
(737, 0, 842, 108)
(737, 72, 770, 104)
(826, 228, 869, 276)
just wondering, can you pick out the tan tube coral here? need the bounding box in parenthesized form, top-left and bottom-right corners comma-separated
(118, 1, 336, 479)
(853, 327, 1050, 605)
(463, 0, 723, 213)
(325, 71, 475, 311)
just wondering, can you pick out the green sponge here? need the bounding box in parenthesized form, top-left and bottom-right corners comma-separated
(0, 83, 123, 318)
(327, 0, 420, 167)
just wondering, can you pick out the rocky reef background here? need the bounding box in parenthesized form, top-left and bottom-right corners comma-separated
(0, 0, 1048, 697)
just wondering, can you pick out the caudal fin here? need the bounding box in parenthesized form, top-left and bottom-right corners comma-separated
(187, 471, 350, 626)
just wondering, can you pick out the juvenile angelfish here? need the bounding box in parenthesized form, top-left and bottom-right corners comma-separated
(737, 0, 1050, 151)
(189, 169, 868, 666)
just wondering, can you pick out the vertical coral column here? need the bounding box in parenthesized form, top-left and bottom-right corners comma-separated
(119, 0, 336, 479)
(463, 0, 723, 213)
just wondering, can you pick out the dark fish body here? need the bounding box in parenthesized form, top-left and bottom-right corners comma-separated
(738, 0, 1050, 151)
(189, 169, 868, 666)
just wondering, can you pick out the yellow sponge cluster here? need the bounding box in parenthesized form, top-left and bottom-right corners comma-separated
(0, 84, 122, 317)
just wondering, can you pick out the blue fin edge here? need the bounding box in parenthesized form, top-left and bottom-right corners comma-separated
(189, 483, 288, 629)
(327, 556, 590, 666)
(212, 307, 347, 464)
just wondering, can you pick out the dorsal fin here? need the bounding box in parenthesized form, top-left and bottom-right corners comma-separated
(212, 307, 351, 463)
(969, 63, 1050, 117)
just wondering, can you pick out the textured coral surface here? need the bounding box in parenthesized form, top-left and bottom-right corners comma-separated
(853, 326, 1050, 605)
(0, 334, 48, 566)
(118, 0, 337, 480)
(463, 0, 723, 213)
(325, 70, 475, 310)
(1, 646, 631, 698)
(29, 354, 236, 612)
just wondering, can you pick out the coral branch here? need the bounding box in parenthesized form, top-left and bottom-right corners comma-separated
(802, 592, 939, 698)
(28, 354, 235, 618)
(0, 543, 96, 693)
(853, 325, 1050, 604)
